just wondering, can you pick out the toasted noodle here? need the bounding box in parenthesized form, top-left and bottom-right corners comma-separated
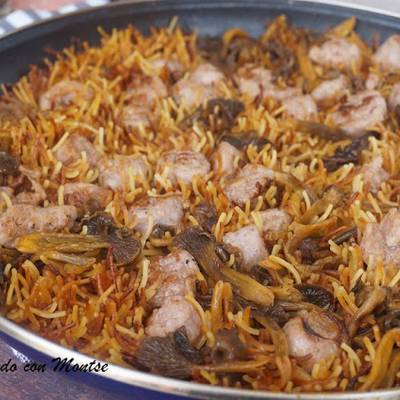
(3, 15, 400, 394)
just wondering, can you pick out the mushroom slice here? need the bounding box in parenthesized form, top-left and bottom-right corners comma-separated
(173, 226, 223, 281)
(295, 284, 334, 310)
(107, 227, 141, 266)
(0, 151, 20, 177)
(136, 327, 202, 379)
(173, 226, 274, 306)
(211, 329, 248, 363)
(84, 212, 141, 266)
(193, 201, 218, 233)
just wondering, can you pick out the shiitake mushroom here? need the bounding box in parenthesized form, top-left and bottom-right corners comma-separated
(193, 201, 218, 233)
(173, 227, 274, 306)
(296, 120, 349, 141)
(85, 212, 115, 235)
(136, 327, 202, 379)
(0, 151, 20, 180)
(295, 284, 334, 310)
(249, 265, 275, 286)
(331, 227, 357, 245)
(181, 97, 244, 133)
(19, 212, 142, 267)
(323, 131, 379, 172)
(150, 224, 176, 239)
(381, 310, 400, 332)
(263, 39, 296, 79)
(106, 227, 141, 266)
(220, 131, 271, 152)
(211, 329, 248, 363)
(297, 237, 321, 264)
(173, 226, 223, 281)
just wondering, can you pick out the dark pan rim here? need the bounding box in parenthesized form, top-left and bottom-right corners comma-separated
(1, 0, 400, 398)
(1, 0, 400, 45)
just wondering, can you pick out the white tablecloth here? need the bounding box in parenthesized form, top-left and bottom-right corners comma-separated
(0, 0, 108, 37)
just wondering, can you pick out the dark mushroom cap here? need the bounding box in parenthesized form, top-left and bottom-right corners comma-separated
(295, 284, 334, 310)
(136, 327, 202, 379)
(0, 151, 20, 176)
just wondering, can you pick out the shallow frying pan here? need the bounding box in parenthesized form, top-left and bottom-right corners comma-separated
(1, 1, 400, 398)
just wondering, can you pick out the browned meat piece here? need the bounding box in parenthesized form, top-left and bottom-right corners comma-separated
(14, 167, 46, 206)
(259, 208, 291, 232)
(39, 80, 93, 111)
(389, 82, 400, 111)
(234, 64, 274, 101)
(145, 297, 202, 343)
(156, 151, 210, 186)
(311, 75, 349, 106)
(283, 310, 341, 370)
(309, 38, 362, 70)
(360, 156, 389, 193)
(223, 225, 268, 271)
(173, 63, 225, 108)
(0, 204, 77, 247)
(222, 164, 274, 205)
(126, 75, 168, 107)
(365, 73, 380, 90)
(282, 95, 317, 120)
(63, 182, 112, 212)
(129, 194, 185, 235)
(373, 35, 400, 72)
(148, 249, 200, 307)
(119, 106, 152, 130)
(361, 208, 400, 267)
(53, 134, 100, 167)
(212, 141, 241, 175)
(331, 90, 387, 137)
(119, 75, 168, 131)
(150, 58, 184, 76)
(234, 64, 300, 102)
(98, 155, 150, 192)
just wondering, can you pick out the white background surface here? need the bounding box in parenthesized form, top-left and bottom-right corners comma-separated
(315, 0, 399, 13)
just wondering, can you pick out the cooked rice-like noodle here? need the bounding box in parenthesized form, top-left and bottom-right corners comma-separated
(1, 15, 400, 394)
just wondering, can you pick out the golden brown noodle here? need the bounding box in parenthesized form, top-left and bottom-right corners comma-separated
(1, 15, 400, 393)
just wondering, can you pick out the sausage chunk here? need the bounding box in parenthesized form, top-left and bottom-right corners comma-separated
(39, 80, 93, 111)
(360, 156, 389, 193)
(156, 151, 210, 186)
(98, 155, 150, 192)
(63, 183, 112, 212)
(331, 90, 387, 137)
(145, 297, 202, 343)
(283, 310, 341, 370)
(129, 194, 185, 235)
(373, 35, 400, 72)
(0, 204, 77, 247)
(361, 208, 400, 267)
(223, 224, 268, 271)
(173, 63, 226, 108)
(222, 164, 274, 205)
(53, 134, 100, 167)
(309, 38, 362, 70)
(148, 249, 200, 307)
(212, 141, 241, 176)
